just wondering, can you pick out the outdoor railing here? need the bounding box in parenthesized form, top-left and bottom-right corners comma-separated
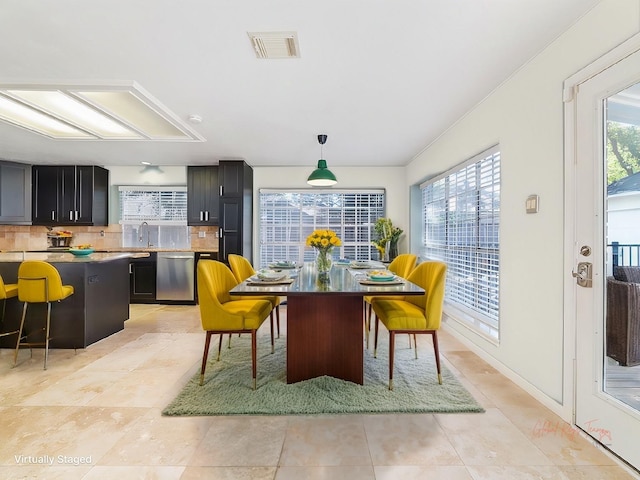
(609, 242, 640, 267)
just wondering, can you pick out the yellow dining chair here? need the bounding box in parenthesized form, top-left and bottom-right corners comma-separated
(197, 259, 274, 389)
(228, 254, 282, 338)
(0, 274, 19, 342)
(363, 253, 417, 348)
(372, 260, 447, 390)
(14, 261, 74, 370)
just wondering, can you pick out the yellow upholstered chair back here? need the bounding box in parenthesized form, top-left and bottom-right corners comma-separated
(0, 274, 18, 301)
(405, 261, 447, 330)
(18, 261, 71, 303)
(197, 259, 248, 331)
(387, 253, 417, 279)
(228, 254, 256, 283)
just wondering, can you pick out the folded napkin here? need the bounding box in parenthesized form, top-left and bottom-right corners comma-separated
(246, 277, 295, 286)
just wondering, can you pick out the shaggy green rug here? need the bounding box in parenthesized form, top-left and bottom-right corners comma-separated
(163, 334, 484, 416)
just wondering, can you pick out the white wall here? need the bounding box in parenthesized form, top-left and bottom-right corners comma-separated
(406, 0, 640, 405)
(253, 166, 407, 265)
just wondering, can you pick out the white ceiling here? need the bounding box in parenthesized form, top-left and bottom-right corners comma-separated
(0, 0, 600, 169)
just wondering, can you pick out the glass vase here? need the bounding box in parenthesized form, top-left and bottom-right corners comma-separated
(388, 240, 399, 261)
(316, 249, 332, 284)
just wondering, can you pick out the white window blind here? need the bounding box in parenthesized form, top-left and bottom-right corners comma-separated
(259, 189, 385, 268)
(421, 146, 501, 339)
(118, 186, 188, 225)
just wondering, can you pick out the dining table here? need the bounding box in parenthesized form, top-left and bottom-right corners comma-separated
(229, 260, 425, 384)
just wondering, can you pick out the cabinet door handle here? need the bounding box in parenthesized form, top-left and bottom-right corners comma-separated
(199, 211, 204, 221)
(205, 211, 209, 221)
(219, 229, 223, 238)
(51, 211, 55, 221)
(129, 264, 133, 274)
(219, 185, 223, 196)
(75, 211, 79, 221)
(70, 210, 74, 221)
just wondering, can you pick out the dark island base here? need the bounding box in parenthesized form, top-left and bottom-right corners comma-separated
(0, 259, 130, 349)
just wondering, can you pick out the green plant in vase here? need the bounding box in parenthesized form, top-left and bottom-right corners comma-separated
(372, 218, 403, 262)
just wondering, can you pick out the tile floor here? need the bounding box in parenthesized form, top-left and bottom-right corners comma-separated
(1, 304, 638, 480)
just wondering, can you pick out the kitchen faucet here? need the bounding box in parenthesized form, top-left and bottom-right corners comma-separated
(139, 221, 152, 248)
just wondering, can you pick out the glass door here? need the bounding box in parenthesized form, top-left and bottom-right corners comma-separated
(573, 48, 640, 471)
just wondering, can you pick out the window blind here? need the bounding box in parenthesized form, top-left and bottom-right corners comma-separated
(258, 189, 385, 268)
(118, 186, 188, 225)
(421, 146, 500, 339)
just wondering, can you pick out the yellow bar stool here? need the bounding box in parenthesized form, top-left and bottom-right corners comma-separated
(0, 274, 19, 341)
(14, 261, 74, 370)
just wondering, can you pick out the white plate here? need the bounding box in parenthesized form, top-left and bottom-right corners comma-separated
(257, 270, 286, 280)
(368, 270, 394, 281)
(350, 262, 371, 269)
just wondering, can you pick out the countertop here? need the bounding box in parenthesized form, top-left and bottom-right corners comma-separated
(0, 251, 150, 263)
(90, 248, 218, 253)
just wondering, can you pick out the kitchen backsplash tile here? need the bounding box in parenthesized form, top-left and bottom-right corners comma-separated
(0, 225, 219, 251)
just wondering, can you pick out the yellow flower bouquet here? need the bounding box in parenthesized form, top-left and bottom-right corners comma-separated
(306, 229, 341, 278)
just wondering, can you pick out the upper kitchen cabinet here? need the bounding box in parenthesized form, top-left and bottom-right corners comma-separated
(0, 161, 32, 225)
(187, 166, 219, 226)
(218, 160, 253, 264)
(32, 165, 109, 226)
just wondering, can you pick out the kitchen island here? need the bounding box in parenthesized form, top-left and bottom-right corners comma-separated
(0, 251, 148, 349)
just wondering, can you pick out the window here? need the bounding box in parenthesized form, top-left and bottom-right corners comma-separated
(258, 189, 385, 268)
(421, 145, 501, 340)
(119, 186, 190, 249)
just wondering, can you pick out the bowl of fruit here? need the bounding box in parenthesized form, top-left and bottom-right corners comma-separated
(68, 244, 94, 256)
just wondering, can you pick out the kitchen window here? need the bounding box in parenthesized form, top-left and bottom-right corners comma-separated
(119, 186, 190, 249)
(258, 189, 385, 268)
(420, 145, 501, 340)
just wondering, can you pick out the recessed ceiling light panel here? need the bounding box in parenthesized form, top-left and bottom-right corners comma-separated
(0, 82, 205, 141)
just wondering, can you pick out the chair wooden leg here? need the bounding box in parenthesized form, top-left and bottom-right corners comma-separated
(251, 330, 257, 390)
(227, 334, 232, 349)
(366, 303, 373, 349)
(217, 333, 223, 361)
(432, 331, 442, 384)
(414, 334, 418, 359)
(388, 331, 395, 390)
(270, 311, 275, 354)
(200, 331, 213, 385)
(373, 315, 380, 358)
(43, 302, 52, 370)
(276, 305, 280, 338)
(13, 302, 28, 367)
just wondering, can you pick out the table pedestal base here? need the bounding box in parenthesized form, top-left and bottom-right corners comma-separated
(286, 294, 364, 384)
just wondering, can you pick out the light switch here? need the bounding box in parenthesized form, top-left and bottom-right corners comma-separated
(526, 194, 539, 214)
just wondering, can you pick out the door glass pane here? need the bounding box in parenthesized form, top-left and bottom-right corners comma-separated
(605, 82, 640, 412)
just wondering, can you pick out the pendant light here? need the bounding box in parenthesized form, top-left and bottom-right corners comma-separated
(307, 134, 337, 186)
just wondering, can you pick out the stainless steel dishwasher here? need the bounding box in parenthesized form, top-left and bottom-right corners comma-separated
(156, 252, 195, 301)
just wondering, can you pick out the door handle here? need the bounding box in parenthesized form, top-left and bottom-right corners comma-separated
(572, 262, 592, 288)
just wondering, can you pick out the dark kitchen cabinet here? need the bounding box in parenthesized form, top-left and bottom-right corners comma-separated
(0, 161, 31, 224)
(32, 165, 108, 226)
(218, 160, 253, 264)
(187, 166, 219, 225)
(129, 253, 157, 303)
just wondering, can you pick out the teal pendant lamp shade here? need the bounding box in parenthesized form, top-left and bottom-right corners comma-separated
(307, 134, 337, 186)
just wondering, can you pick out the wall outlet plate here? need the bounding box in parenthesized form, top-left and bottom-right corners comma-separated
(198, 231, 206, 238)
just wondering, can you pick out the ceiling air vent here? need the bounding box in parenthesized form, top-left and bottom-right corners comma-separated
(248, 31, 300, 59)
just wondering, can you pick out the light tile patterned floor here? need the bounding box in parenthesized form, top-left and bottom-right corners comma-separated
(0, 304, 638, 479)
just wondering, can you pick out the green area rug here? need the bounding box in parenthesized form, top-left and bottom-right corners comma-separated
(163, 333, 484, 416)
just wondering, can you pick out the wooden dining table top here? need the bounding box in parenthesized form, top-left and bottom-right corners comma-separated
(229, 261, 425, 297)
